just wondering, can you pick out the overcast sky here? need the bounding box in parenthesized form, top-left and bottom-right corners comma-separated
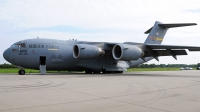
(1, 0, 200, 64)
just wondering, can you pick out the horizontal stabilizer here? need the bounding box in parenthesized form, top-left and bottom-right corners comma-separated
(158, 23, 197, 28)
(187, 49, 200, 51)
(145, 23, 197, 34)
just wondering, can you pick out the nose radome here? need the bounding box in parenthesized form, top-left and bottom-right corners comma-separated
(3, 48, 11, 62)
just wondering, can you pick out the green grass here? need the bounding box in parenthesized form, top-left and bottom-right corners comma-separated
(0, 68, 181, 73)
(0, 68, 39, 73)
(0, 68, 83, 74)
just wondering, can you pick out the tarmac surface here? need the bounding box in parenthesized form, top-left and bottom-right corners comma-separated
(0, 71, 200, 112)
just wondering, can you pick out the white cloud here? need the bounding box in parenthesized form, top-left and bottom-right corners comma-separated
(1, 0, 200, 64)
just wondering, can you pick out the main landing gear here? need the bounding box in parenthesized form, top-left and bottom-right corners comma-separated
(101, 67, 123, 74)
(85, 71, 123, 74)
(102, 71, 123, 74)
(85, 67, 123, 74)
(18, 69, 26, 75)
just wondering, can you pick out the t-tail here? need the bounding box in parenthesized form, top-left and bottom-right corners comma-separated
(144, 21, 197, 44)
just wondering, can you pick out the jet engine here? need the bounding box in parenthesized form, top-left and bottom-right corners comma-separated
(112, 44, 144, 61)
(73, 44, 105, 59)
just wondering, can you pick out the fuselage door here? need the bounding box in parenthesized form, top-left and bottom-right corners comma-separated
(40, 56, 46, 65)
(39, 56, 46, 74)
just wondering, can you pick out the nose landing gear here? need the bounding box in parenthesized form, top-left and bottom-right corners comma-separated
(18, 69, 25, 75)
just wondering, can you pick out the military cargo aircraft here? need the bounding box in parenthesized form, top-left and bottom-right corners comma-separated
(3, 21, 200, 75)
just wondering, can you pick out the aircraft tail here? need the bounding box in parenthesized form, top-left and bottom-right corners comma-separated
(144, 21, 197, 44)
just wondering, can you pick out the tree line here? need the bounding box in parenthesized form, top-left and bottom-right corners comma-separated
(0, 63, 17, 68)
(138, 63, 200, 68)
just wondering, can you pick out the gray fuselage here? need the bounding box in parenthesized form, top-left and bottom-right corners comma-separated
(3, 38, 150, 72)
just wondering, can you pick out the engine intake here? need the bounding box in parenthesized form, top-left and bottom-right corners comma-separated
(73, 44, 105, 59)
(112, 44, 144, 61)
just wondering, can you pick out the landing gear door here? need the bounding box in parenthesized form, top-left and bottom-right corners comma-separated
(39, 56, 46, 74)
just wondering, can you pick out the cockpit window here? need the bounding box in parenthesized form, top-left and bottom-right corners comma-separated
(11, 41, 26, 48)
(20, 43, 26, 48)
(16, 43, 21, 47)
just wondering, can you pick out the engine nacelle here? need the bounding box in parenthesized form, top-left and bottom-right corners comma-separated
(73, 44, 105, 59)
(112, 44, 144, 61)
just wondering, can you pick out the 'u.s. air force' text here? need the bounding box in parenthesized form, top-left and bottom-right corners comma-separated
(29, 44, 59, 49)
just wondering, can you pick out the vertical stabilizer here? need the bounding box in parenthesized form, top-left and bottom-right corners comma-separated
(144, 21, 167, 44)
(144, 21, 197, 44)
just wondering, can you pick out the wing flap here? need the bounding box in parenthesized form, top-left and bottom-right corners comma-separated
(145, 44, 200, 51)
(144, 50, 187, 57)
(143, 44, 200, 61)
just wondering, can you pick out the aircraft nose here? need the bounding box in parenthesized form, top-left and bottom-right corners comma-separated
(3, 48, 11, 62)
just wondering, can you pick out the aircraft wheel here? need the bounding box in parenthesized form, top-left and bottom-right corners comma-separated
(18, 70, 20, 75)
(119, 71, 123, 74)
(93, 71, 100, 74)
(113, 71, 123, 74)
(18, 70, 25, 75)
(106, 71, 112, 74)
(85, 70, 92, 74)
(102, 67, 107, 74)
(102, 71, 106, 74)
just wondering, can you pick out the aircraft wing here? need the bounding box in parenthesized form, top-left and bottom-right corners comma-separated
(144, 49, 187, 57)
(143, 44, 200, 61)
(104, 43, 200, 61)
(145, 44, 200, 51)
